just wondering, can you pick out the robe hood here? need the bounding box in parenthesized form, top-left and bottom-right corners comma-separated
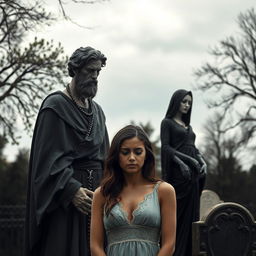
(165, 89, 193, 126)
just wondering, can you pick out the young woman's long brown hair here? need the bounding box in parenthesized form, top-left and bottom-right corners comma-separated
(101, 125, 160, 215)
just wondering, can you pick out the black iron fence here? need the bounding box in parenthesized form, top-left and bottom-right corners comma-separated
(0, 205, 25, 256)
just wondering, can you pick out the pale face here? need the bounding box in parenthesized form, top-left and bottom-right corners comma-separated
(119, 137, 146, 175)
(179, 94, 192, 114)
(74, 59, 102, 99)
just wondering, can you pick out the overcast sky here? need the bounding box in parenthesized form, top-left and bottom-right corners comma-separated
(4, 0, 256, 161)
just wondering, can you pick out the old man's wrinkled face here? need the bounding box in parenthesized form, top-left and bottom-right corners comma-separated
(74, 59, 102, 99)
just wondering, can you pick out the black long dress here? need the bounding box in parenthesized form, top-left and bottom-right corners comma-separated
(160, 89, 205, 256)
(24, 91, 109, 256)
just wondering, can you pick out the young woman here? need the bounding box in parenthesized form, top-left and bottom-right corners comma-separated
(90, 125, 176, 256)
(160, 89, 206, 256)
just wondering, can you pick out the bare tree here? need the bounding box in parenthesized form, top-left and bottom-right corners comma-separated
(202, 113, 241, 174)
(201, 112, 243, 199)
(194, 8, 256, 146)
(57, 0, 109, 23)
(0, 0, 68, 144)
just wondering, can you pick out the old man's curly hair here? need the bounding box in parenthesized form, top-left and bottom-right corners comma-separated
(68, 46, 107, 77)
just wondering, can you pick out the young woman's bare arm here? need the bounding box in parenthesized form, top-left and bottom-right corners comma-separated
(157, 182, 176, 256)
(90, 187, 106, 256)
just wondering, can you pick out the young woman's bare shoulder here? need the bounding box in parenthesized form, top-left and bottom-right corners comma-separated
(158, 182, 175, 198)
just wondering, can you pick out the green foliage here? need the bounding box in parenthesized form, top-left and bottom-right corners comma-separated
(205, 166, 256, 217)
(0, 138, 8, 195)
(201, 113, 256, 217)
(0, 135, 7, 155)
(0, 149, 29, 205)
(205, 150, 243, 201)
(0, 148, 29, 205)
(0, 0, 68, 144)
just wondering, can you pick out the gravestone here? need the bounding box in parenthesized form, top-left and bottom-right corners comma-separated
(193, 202, 256, 256)
(200, 189, 223, 220)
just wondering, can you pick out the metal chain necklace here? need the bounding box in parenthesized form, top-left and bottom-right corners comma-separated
(66, 85, 93, 116)
(66, 84, 94, 138)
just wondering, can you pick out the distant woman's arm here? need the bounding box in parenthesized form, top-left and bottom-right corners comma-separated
(161, 119, 199, 179)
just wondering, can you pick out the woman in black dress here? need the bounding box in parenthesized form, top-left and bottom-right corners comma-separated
(160, 89, 206, 256)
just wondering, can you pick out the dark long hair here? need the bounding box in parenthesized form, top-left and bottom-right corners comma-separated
(101, 125, 159, 215)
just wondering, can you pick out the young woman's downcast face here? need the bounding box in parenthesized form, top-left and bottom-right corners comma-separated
(119, 137, 146, 175)
(179, 94, 192, 114)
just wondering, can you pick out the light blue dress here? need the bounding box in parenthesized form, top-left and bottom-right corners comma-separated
(103, 183, 161, 256)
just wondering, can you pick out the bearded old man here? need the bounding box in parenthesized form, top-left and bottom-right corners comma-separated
(25, 47, 109, 256)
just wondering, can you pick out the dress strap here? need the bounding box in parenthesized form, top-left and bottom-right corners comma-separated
(154, 181, 162, 191)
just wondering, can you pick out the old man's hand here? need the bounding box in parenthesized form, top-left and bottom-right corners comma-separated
(72, 187, 94, 215)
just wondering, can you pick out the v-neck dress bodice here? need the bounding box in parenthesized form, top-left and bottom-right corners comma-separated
(103, 183, 161, 256)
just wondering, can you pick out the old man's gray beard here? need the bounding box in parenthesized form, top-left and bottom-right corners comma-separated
(75, 80, 98, 99)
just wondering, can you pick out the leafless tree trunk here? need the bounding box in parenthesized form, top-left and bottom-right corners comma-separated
(0, 0, 67, 143)
(194, 8, 256, 147)
(201, 112, 243, 198)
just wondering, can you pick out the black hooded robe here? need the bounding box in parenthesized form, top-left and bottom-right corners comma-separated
(160, 89, 205, 256)
(24, 91, 109, 256)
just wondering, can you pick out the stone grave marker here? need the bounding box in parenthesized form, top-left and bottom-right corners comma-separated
(200, 189, 223, 220)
